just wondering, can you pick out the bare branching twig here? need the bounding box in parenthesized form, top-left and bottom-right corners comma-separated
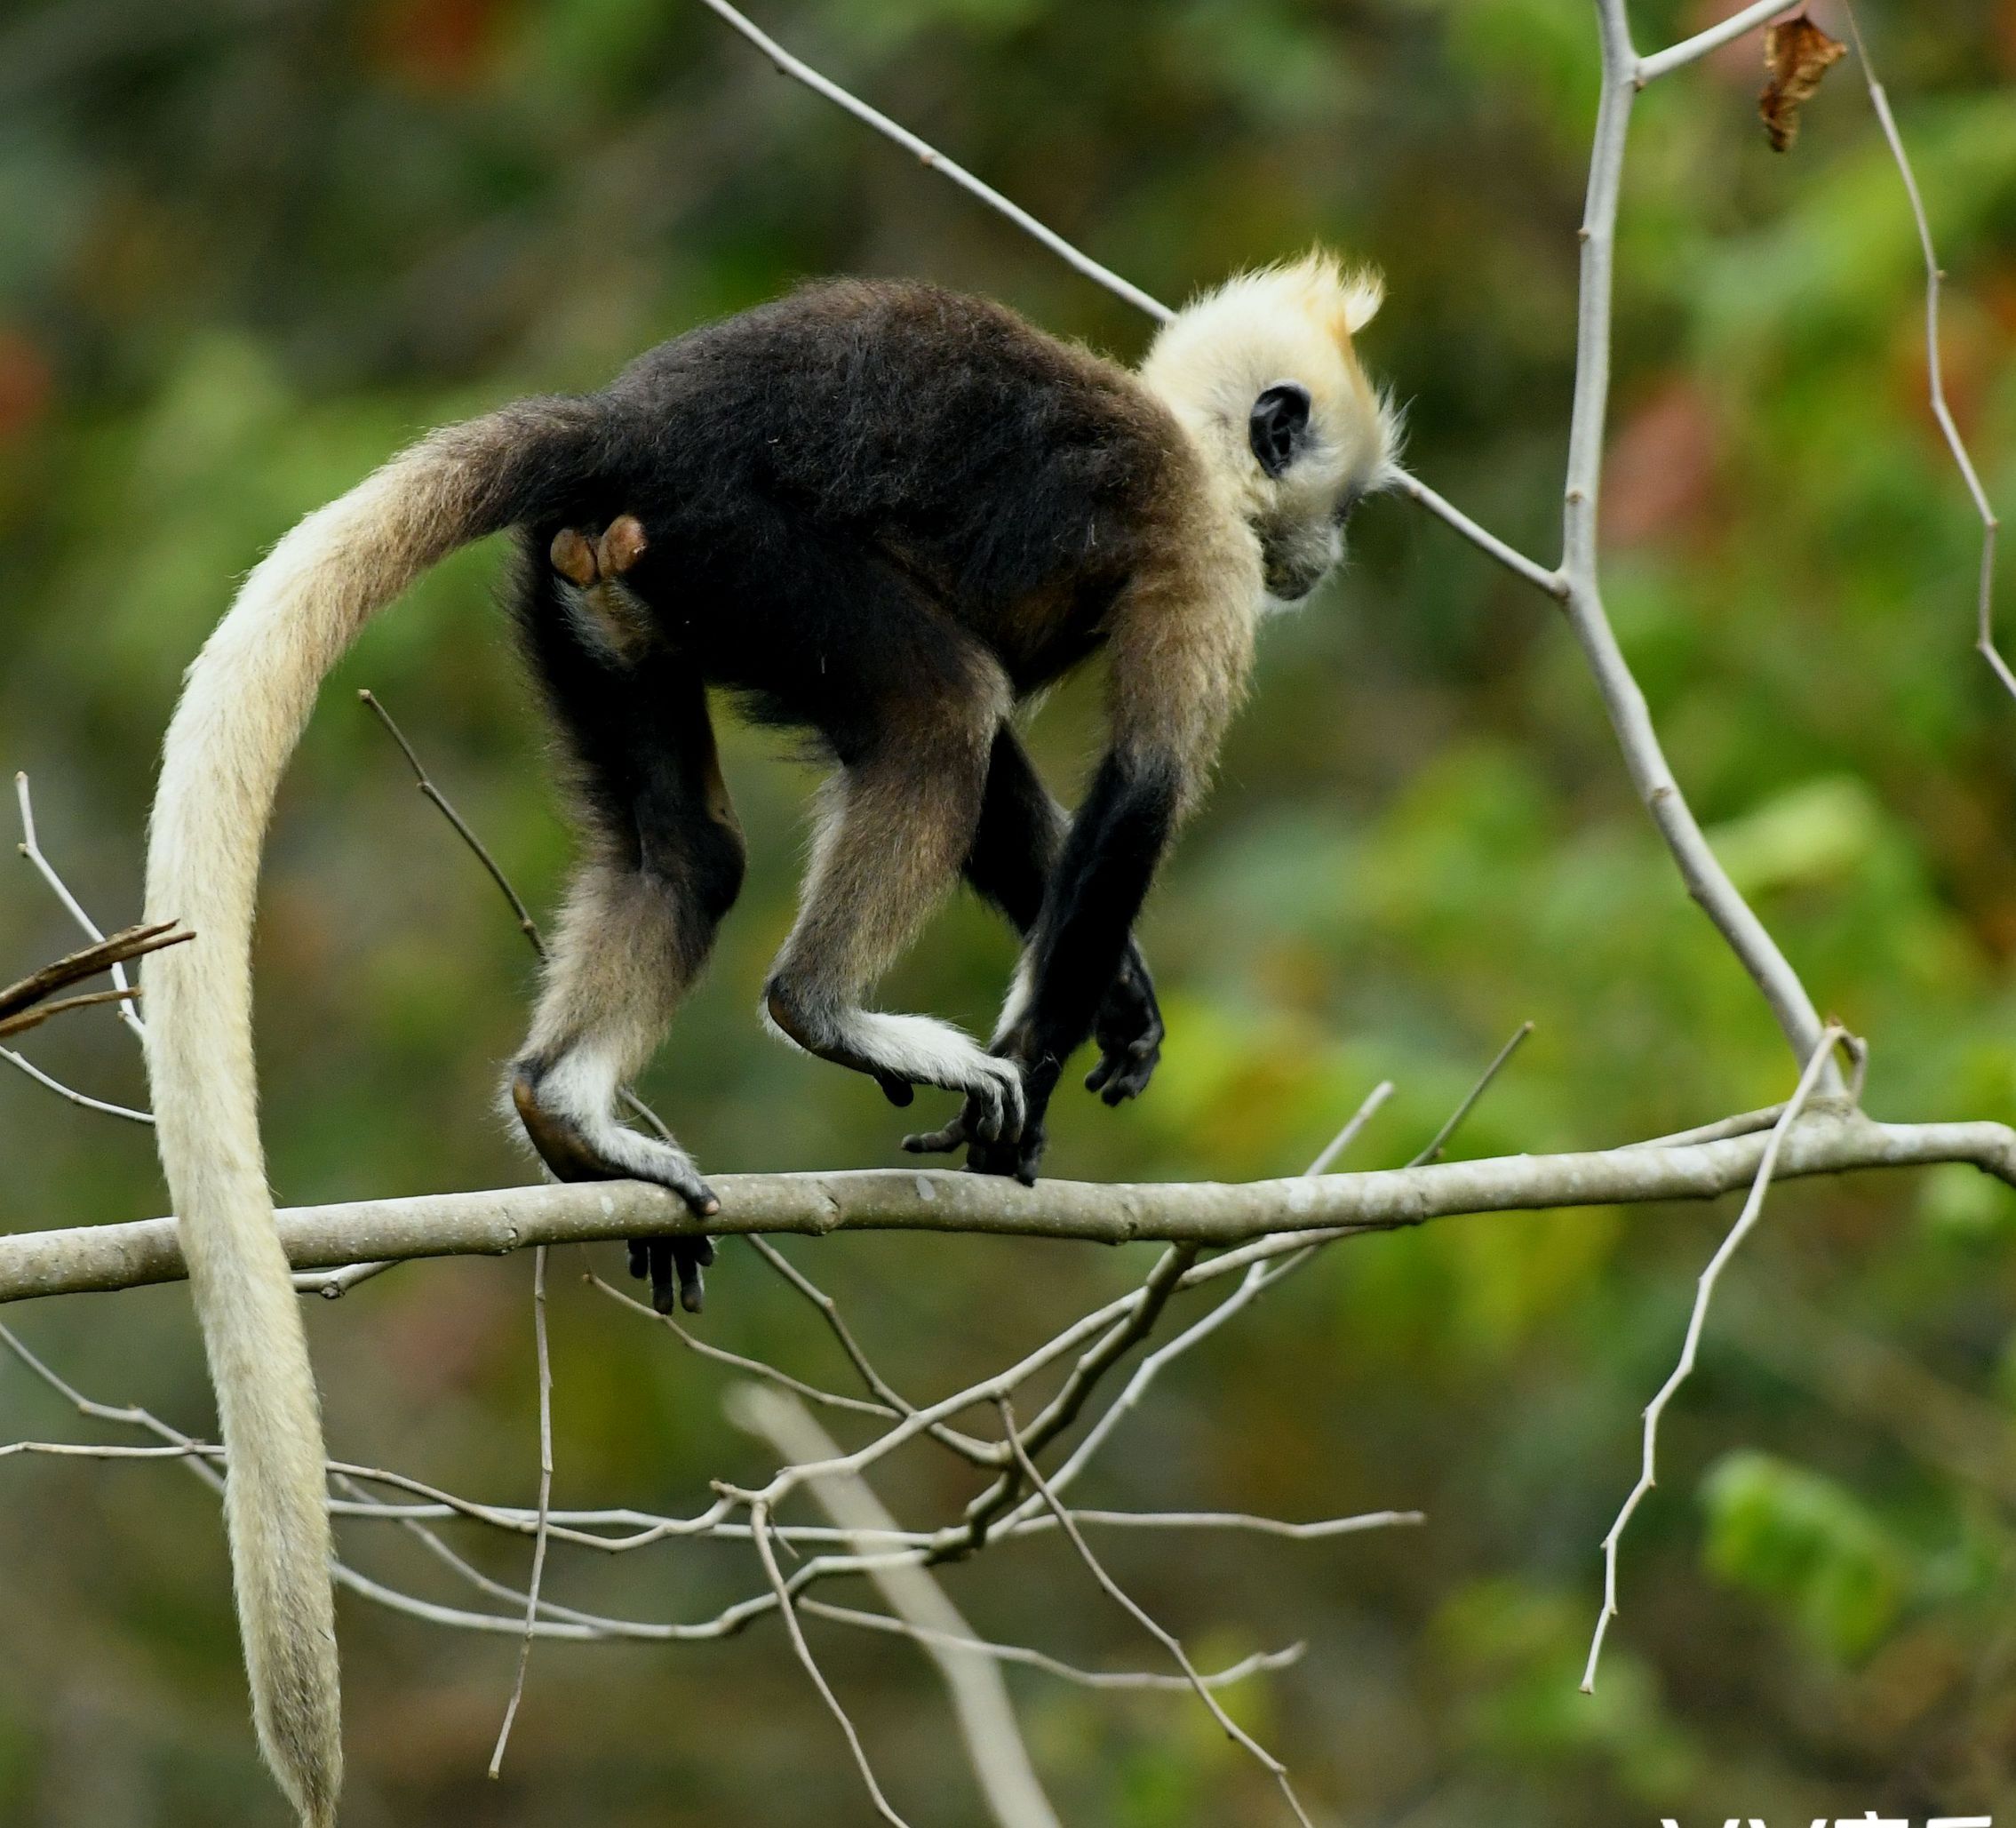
(14, 775, 148, 1042)
(751, 1500, 914, 1828)
(0, 922, 188, 1039)
(731, 1385, 1061, 1828)
(1838, 5, 2010, 699)
(1000, 1400, 1316, 1828)
(1581, 1026, 1848, 1691)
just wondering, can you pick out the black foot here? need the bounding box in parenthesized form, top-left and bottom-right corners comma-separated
(629, 1234, 716, 1314)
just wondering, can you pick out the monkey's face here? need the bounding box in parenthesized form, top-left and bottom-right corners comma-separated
(1139, 251, 1398, 608)
(1247, 379, 1383, 603)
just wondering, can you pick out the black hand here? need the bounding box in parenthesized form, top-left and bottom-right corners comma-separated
(627, 1234, 716, 1314)
(965, 1054, 1058, 1185)
(1085, 943, 1163, 1106)
(903, 1049, 1051, 1180)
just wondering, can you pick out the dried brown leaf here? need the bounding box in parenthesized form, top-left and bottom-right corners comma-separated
(1760, 11, 1847, 153)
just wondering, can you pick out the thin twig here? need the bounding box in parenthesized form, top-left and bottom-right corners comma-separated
(999, 1400, 1316, 1828)
(1390, 472, 1565, 599)
(0, 922, 187, 1031)
(0, 984, 140, 1040)
(0, 1047, 153, 1125)
(14, 774, 147, 1041)
(1, 1321, 810, 1645)
(730, 1385, 1059, 1828)
(736, 1233, 1000, 1464)
(696, 0, 1169, 323)
(798, 1601, 1304, 1693)
(1306, 1079, 1395, 1175)
(951, 1242, 1200, 1553)
(750, 1500, 913, 1828)
(1409, 1022, 1534, 1167)
(589, 1270, 894, 1418)
(488, 1248, 554, 1776)
(1032, 1076, 1414, 1520)
(1635, 0, 1794, 84)
(358, 692, 546, 953)
(333, 1464, 1305, 1688)
(1581, 1025, 1847, 1692)
(1622, 1103, 1790, 1150)
(293, 1259, 398, 1299)
(1838, 4, 2010, 700)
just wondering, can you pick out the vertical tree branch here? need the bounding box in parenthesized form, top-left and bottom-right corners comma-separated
(1558, 3, 1842, 1090)
(488, 1246, 554, 1776)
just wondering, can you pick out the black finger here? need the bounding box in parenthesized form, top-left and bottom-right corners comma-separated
(876, 1074, 915, 1107)
(904, 1118, 968, 1153)
(673, 1244, 706, 1315)
(627, 1239, 650, 1281)
(649, 1242, 681, 1315)
(1102, 1065, 1143, 1105)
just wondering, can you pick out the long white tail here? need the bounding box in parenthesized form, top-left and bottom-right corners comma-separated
(142, 401, 594, 1825)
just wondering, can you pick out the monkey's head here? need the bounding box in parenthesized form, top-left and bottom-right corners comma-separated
(1140, 251, 1398, 605)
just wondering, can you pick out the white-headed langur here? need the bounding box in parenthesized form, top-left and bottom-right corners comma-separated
(141, 253, 1397, 1824)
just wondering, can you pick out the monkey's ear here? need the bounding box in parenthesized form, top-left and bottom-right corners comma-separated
(1249, 382, 1312, 479)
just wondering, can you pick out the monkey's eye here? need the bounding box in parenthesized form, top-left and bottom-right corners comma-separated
(1249, 382, 1312, 479)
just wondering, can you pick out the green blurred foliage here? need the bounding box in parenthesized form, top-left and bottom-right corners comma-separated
(2, 0, 2015, 1822)
(1702, 1449, 1910, 1662)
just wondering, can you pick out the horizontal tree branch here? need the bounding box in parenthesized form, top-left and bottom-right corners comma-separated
(5, 1106, 2010, 1304)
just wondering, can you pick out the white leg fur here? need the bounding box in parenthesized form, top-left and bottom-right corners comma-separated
(513, 858, 717, 1206)
(761, 996, 1018, 1105)
(524, 1036, 710, 1198)
(991, 949, 1037, 1046)
(759, 704, 1020, 1127)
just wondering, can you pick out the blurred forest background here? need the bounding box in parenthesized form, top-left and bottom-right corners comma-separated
(3, 0, 2015, 1822)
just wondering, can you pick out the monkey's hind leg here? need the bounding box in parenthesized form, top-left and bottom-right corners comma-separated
(509, 699, 746, 1313)
(509, 863, 719, 1312)
(761, 714, 1025, 1144)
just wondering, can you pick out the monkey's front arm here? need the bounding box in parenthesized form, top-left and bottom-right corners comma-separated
(903, 727, 1167, 1176)
(911, 744, 1181, 1182)
(962, 723, 1165, 1101)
